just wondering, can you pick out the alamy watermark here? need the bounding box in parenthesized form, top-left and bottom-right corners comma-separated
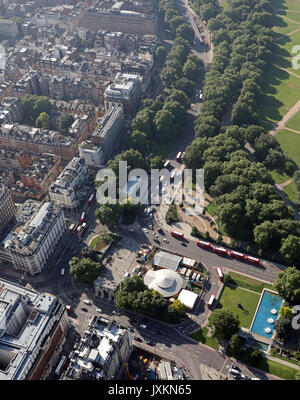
(292, 45, 300, 70)
(292, 305, 300, 330)
(95, 161, 205, 215)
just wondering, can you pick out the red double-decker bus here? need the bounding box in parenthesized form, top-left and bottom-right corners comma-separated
(197, 240, 211, 249)
(213, 246, 228, 256)
(230, 250, 245, 260)
(245, 255, 260, 265)
(171, 230, 184, 239)
(216, 267, 224, 282)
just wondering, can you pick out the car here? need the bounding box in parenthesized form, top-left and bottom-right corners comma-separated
(241, 375, 251, 380)
(233, 373, 241, 380)
(154, 239, 160, 244)
(229, 368, 240, 376)
(96, 308, 102, 313)
(134, 336, 142, 342)
(113, 310, 121, 316)
(163, 238, 169, 243)
(231, 364, 241, 371)
(181, 243, 187, 247)
(129, 327, 134, 332)
(143, 228, 148, 233)
(140, 324, 147, 329)
(154, 234, 159, 238)
(146, 341, 155, 346)
(81, 307, 88, 312)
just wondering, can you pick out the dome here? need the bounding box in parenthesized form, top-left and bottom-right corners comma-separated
(144, 268, 185, 297)
(156, 275, 174, 289)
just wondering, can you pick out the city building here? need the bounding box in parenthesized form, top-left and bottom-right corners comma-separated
(0, 278, 69, 380)
(104, 72, 142, 123)
(2, 200, 66, 275)
(79, 140, 106, 167)
(94, 276, 118, 302)
(62, 316, 132, 380)
(0, 19, 19, 40)
(79, 5, 157, 35)
(91, 106, 124, 158)
(49, 157, 90, 210)
(0, 185, 16, 229)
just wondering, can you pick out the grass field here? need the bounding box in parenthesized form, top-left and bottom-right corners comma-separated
(236, 352, 298, 379)
(273, 16, 300, 35)
(217, 285, 260, 329)
(227, 271, 275, 293)
(286, 110, 300, 130)
(89, 235, 107, 251)
(284, 181, 298, 201)
(276, 129, 300, 167)
(270, 168, 291, 184)
(206, 200, 218, 216)
(271, 0, 300, 12)
(188, 327, 219, 350)
(259, 64, 300, 123)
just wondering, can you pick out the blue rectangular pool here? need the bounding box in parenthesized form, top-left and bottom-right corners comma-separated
(251, 291, 283, 338)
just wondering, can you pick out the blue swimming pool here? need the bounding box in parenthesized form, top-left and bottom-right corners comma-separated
(251, 291, 283, 338)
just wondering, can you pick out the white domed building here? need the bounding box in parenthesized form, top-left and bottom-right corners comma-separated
(144, 269, 186, 298)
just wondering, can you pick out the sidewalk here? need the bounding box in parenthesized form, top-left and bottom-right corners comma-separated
(265, 354, 300, 371)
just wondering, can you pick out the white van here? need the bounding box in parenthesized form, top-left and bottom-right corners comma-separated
(61, 268, 65, 276)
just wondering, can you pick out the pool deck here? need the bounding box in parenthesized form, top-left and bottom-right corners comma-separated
(239, 328, 273, 345)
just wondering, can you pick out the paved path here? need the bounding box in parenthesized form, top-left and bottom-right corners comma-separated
(266, 354, 300, 371)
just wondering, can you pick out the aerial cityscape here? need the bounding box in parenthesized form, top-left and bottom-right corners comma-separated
(0, 0, 299, 385)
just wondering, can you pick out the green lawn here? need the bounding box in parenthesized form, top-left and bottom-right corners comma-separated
(286, 110, 300, 131)
(217, 285, 260, 329)
(286, 12, 300, 23)
(271, 0, 300, 13)
(206, 199, 218, 216)
(276, 129, 300, 167)
(273, 17, 300, 35)
(259, 64, 300, 123)
(236, 351, 298, 379)
(188, 327, 219, 350)
(284, 181, 298, 202)
(89, 235, 107, 251)
(227, 271, 275, 293)
(270, 168, 291, 184)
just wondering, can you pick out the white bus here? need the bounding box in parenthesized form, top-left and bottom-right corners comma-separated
(208, 295, 215, 309)
(216, 267, 224, 282)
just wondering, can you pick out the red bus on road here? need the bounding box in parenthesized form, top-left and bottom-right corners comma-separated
(216, 267, 224, 282)
(197, 240, 211, 249)
(230, 250, 245, 260)
(245, 255, 260, 265)
(80, 211, 86, 223)
(207, 295, 215, 310)
(171, 230, 184, 239)
(213, 246, 228, 256)
(88, 193, 95, 205)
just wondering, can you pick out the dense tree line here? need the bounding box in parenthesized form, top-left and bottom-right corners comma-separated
(183, 0, 300, 264)
(115, 275, 186, 323)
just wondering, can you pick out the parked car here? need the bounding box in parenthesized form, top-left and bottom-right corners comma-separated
(231, 364, 241, 371)
(81, 307, 88, 312)
(146, 341, 155, 346)
(140, 324, 147, 329)
(229, 368, 240, 375)
(96, 308, 102, 313)
(163, 238, 169, 243)
(134, 336, 142, 342)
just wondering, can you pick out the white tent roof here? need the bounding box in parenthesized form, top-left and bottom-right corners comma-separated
(178, 289, 198, 310)
(144, 269, 184, 297)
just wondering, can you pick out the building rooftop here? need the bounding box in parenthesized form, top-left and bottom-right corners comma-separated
(153, 251, 182, 272)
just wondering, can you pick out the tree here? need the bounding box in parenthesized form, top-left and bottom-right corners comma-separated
(274, 317, 292, 341)
(176, 24, 195, 45)
(183, 59, 201, 82)
(70, 257, 102, 284)
(167, 299, 186, 321)
(279, 306, 293, 320)
(108, 149, 147, 176)
(150, 155, 165, 170)
(95, 202, 123, 226)
(129, 130, 148, 155)
(36, 112, 50, 129)
(229, 334, 242, 355)
(81, 246, 99, 262)
(59, 113, 75, 131)
(279, 235, 300, 265)
(154, 109, 177, 142)
(274, 267, 300, 305)
(208, 309, 240, 341)
(155, 45, 167, 65)
(131, 108, 155, 138)
(169, 15, 185, 32)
